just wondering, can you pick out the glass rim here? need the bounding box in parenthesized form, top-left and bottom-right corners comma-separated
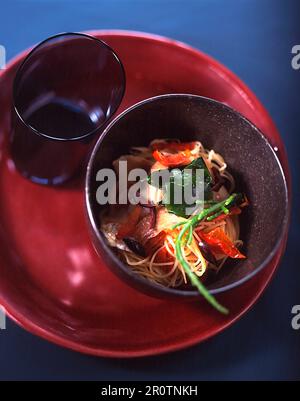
(12, 31, 126, 142)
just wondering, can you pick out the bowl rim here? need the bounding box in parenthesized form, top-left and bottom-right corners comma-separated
(85, 93, 290, 297)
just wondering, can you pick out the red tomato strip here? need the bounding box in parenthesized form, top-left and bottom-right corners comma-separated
(199, 227, 246, 259)
(152, 149, 194, 167)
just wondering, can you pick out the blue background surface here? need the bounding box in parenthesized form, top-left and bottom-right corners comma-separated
(0, 0, 299, 381)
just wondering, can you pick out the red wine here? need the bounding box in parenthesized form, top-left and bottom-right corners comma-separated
(23, 97, 102, 139)
(11, 97, 104, 184)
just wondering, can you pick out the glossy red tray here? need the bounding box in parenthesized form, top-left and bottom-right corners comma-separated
(0, 30, 290, 357)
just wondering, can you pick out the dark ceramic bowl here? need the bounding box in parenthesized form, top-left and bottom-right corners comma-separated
(85, 94, 289, 299)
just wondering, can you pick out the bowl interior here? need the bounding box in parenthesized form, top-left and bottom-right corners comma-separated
(88, 94, 288, 294)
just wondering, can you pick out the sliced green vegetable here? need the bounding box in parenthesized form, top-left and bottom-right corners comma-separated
(149, 157, 213, 218)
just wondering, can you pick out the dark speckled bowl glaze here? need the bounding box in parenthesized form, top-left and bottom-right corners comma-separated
(85, 94, 289, 298)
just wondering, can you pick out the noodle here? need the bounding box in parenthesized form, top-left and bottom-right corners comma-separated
(101, 139, 246, 289)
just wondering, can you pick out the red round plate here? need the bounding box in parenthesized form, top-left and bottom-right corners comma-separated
(0, 30, 290, 357)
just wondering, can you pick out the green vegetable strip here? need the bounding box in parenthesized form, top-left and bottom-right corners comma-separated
(172, 221, 186, 229)
(175, 227, 228, 314)
(206, 210, 223, 221)
(221, 205, 229, 214)
(187, 225, 193, 246)
(174, 193, 241, 314)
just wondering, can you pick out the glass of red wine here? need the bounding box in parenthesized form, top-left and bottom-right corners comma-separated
(11, 32, 125, 185)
